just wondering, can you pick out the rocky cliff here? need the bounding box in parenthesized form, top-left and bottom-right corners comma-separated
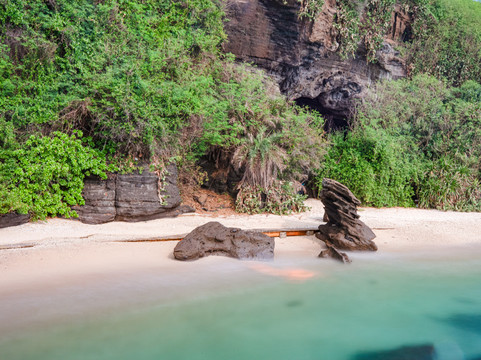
(224, 0, 410, 128)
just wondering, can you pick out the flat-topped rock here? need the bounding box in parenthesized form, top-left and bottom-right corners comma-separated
(174, 222, 275, 261)
(317, 178, 377, 251)
(74, 164, 184, 224)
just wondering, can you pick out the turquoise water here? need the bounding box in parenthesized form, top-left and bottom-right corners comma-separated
(1, 249, 481, 360)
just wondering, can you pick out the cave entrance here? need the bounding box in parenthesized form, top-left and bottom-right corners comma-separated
(295, 97, 349, 132)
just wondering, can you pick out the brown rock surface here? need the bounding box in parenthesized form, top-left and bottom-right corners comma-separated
(174, 221, 275, 261)
(319, 242, 351, 263)
(316, 178, 377, 251)
(223, 0, 407, 127)
(0, 212, 30, 229)
(74, 164, 184, 224)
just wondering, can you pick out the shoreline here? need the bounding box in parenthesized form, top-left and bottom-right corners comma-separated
(1, 200, 481, 335)
(2, 199, 480, 250)
(2, 200, 481, 286)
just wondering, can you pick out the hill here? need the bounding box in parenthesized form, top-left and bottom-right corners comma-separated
(0, 0, 480, 221)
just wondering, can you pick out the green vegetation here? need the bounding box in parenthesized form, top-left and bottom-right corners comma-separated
(0, 0, 324, 218)
(318, 75, 481, 211)
(330, 0, 481, 73)
(0, 0, 480, 219)
(0, 131, 112, 219)
(407, 0, 481, 85)
(317, 0, 481, 211)
(297, 0, 325, 20)
(236, 181, 308, 215)
(335, 0, 397, 61)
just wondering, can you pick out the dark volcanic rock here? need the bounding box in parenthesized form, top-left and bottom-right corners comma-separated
(319, 242, 351, 263)
(75, 164, 184, 224)
(224, 0, 408, 127)
(74, 175, 116, 224)
(316, 178, 377, 251)
(198, 156, 243, 195)
(352, 344, 437, 360)
(115, 165, 182, 222)
(173, 222, 275, 261)
(0, 212, 30, 229)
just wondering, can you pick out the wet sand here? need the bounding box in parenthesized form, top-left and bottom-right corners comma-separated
(1, 199, 480, 335)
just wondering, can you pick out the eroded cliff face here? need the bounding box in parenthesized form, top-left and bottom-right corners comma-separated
(224, 0, 411, 128)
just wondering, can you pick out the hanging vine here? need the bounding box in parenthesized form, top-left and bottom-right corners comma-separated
(334, 0, 397, 62)
(297, 0, 325, 19)
(361, 0, 397, 62)
(334, 0, 362, 59)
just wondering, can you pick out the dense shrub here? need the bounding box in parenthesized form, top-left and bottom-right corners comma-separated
(235, 181, 308, 215)
(0, 0, 325, 216)
(317, 75, 481, 211)
(317, 127, 420, 207)
(407, 0, 481, 85)
(0, 131, 112, 219)
(0, 0, 227, 156)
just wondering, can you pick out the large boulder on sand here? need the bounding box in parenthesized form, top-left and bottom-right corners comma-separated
(173, 222, 275, 261)
(316, 178, 377, 251)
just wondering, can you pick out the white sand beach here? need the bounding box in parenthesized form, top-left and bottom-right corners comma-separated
(1, 199, 480, 295)
(1, 200, 481, 357)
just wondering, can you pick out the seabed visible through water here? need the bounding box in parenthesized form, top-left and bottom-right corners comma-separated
(1, 246, 481, 360)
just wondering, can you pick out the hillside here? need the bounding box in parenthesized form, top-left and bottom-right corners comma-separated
(0, 0, 480, 223)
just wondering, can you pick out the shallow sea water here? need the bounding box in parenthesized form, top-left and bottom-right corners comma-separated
(1, 247, 481, 360)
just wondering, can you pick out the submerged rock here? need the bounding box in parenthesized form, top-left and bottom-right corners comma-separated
(444, 313, 481, 334)
(319, 242, 351, 263)
(173, 222, 275, 261)
(316, 178, 377, 251)
(352, 344, 437, 360)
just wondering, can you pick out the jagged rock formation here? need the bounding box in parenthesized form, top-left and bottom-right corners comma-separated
(319, 242, 351, 263)
(74, 164, 185, 224)
(173, 221, 275, 261)
(316, 178, 377, 251)
(224, 0, 409, 129)
(0, 213, 30, 229)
